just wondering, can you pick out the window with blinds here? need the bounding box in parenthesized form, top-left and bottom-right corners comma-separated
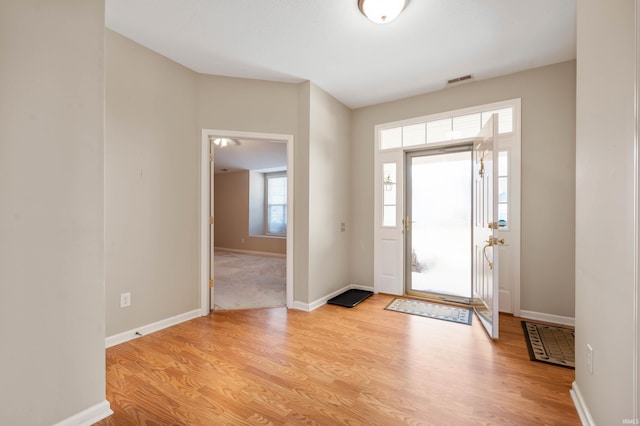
(266, 172, 287, 235)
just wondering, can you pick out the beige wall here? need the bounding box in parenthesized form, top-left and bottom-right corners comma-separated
(106, 30, 579, 326)
(197, 74, 311, 302)
(308, 83, 352, 301)
(105, 30, 200, 336)
(214, 171, 286, 254)
(0, 7, 588, 424)
(292, 82, 352, 304)
(295, 82, 312, 303)
(0, 1, 107, 424)
(197, 74, 299, 136)
(106, 39, 340, 315)
(350, 60, 577, 318)
(575, 0, 637, 421)
(200, 79, 352, 305)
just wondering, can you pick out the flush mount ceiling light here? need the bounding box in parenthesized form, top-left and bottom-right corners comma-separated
(210, 137, 240, 148)
(358, 0, 407, 24)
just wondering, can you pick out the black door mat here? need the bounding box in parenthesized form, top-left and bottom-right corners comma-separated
(327, 289, 373, 308)
(521, 321, 575, 369)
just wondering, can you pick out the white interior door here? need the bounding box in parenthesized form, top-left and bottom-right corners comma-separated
(209, 141, 215, 309)
(472, 114, 501, 339)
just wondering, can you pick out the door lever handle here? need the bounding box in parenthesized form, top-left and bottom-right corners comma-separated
(483, 237, 505, 270)
(483, 243, 494, 270)
(403, 216, 415, 231)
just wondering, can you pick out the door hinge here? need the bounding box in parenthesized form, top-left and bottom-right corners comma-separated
(209, 153, 214, 162)
(209, 279, 214, 288)
(209, 216, 214, 224)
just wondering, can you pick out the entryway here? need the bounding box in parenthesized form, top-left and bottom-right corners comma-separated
(374, 99, 522, 339)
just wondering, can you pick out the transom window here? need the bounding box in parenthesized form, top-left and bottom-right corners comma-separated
(380, 107, 513, 150)
(378, 102, 516, 231)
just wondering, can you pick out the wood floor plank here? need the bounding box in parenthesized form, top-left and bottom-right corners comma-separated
(96, 294, 579, 425)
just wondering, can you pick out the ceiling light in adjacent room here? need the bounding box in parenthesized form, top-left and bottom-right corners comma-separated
(358, 0, 407, 24)
(210, 137, 240, 148)
(213, 138, 228, 148)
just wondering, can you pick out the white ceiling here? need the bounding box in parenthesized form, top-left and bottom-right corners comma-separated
(105, 0, 576, 109)
(211, 138, 287, 174)
(105, 0, 576, 171)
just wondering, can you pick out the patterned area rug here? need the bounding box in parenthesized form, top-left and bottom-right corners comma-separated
(385, 298, 472, 325)
(521, 321, 575, 369)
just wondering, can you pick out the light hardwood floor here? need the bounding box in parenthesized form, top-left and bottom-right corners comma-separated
(96, 294, 579, 425)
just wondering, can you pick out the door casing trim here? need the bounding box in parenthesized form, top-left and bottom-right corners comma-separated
(199, 129, 294, 315)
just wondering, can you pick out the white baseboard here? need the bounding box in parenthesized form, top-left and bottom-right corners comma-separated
(54, 400, 112, 426)
(291, 300, 310, 311)
(214, 246, 285, 258)
(520, 310, 575, 327)
(570, 381, 595, 426)
(292, 284, 375, 312)
(105, 309, 201, 348)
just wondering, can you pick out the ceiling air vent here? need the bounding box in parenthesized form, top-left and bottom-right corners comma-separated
(447, 74, 473, 85)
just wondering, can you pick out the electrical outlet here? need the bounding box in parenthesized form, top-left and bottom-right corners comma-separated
(340, 222, 346, 232)
(120, 292, 131, 308)
(586, 344, 593, 374)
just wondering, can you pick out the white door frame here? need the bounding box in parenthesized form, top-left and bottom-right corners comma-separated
(199, 129, 294, 315)
(373, 99, 521, 316)
(404, 143, 474, 300)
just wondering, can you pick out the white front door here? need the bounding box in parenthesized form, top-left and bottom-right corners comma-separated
(472, 114, 501, 339)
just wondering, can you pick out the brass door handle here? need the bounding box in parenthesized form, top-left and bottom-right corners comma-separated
(483, 243, 494, 270)
(483, 237, 505, 270)
(485, 237, 505, 246)
(403, 216, 415, 231)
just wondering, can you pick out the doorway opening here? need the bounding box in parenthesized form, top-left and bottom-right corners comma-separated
(199, 129, 294, 315)
(212, 140, 287, 311)
(405, 146, 473, 304)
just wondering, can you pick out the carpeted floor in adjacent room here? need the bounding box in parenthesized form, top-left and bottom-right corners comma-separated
(213, 249, 286, 310)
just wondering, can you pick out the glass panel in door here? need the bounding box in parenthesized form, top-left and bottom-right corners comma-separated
(406, 149, 472, 299)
